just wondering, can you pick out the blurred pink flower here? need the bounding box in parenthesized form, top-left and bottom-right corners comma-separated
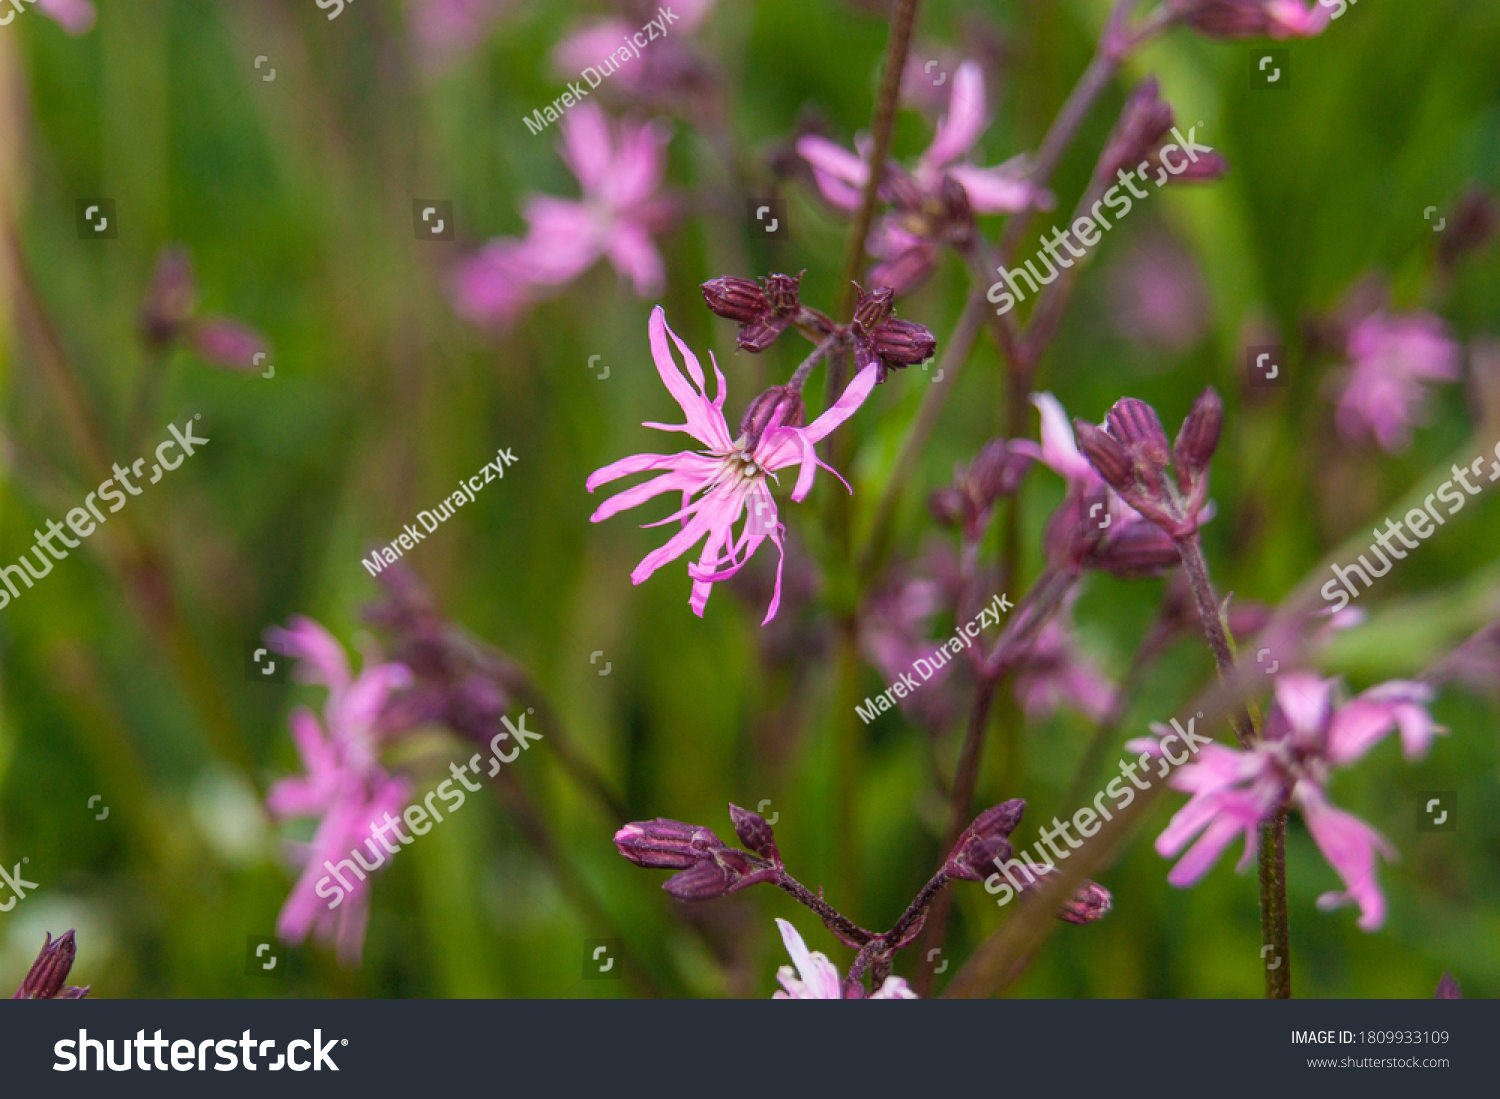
(407, 0, 511, 68)
(586, 307, 877, 624)
(1013, 595, 1116, 723)
(33, 0, 95, 34)
(1130, 672, 1445, 930)
(772, 919, 917, 999)
(1172, 0, 1332, 39)
(1108, 233, 1211, 353)
(798, 61, 1049, 294)
(1334, 310, 1461, 453)
(264, 617, 414, 965)
(452, 104, 673, 329)
(552, 1, 719, 107)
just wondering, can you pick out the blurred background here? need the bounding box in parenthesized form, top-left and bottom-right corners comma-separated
(0, 0, 1497, 998)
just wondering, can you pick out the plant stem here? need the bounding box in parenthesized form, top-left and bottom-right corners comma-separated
(775, 870, 876, 948)
(859, 290, 985, 580)
(1174, 534, 1255, 747)
(831, 0, 922, 338)
(787, 331, 844, 395)
(1259, 808, 1292, 998)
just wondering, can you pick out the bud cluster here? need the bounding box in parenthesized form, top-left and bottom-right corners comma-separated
(929, 439, 1034, 531)
(702, 272, 823, 353)
(1073, 387, 1223, 540)
(613, 808, 781, 901)
(851, 285, 938, 383)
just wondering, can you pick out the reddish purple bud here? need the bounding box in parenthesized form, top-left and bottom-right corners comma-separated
(738, 386, 806, 450)
(13, 931, 88, 1000)
(702, 276, 767, 323)
(928, 487, 966, 528)
(728, 802, 779, 861)
(737, 315, 796, 353)
(614, 819, 725, 869)
(869, 318, 937, 366)
(1092, 521, 1182, 579)
(971, 439, 1033, 503)
(1438, 186, 1498, 272)
(1072, 419, 1134, 491)
(1057, 880, 1113, 924)
(1434, 972, 1463, 999)
(1096, 78, 1174, 185)
(762, 272, 802, 314)
(140, 247, 197, 345)
(1173, 386, 1223, 479)
(852, 285, 896, 333)
(1106, 398, 1171, 470)
(947, 799, 1025, 881)
(664, 860, 733, 900)
(188, 318, 269, 371)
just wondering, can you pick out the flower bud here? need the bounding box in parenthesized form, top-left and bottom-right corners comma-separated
(188, 318, 269, 371)
(762, 272, 802, 314)
(728, 802, 779, 861)
(1437, 186, 1498, 273)
(971, 439, 1033, 503)
(928, 487, 966, 528)
(738, 386, 806, 450)
(1057, 879, 1113, 924)
(614, 819, 725, 869)
(664, 860, 733, 900)
(946, 799, 1026, 881)
(1096, 78, 1174, 185)
(1434, 972, 1463, 999)
(1105, 398, 1171, 471)
(1072, 419, 1134, 491)
(701, 276, 767, 323)
(869, 318, 937, 366)
(1092, 521, 1182, 579)
(1173, 386, 1223, 480)
(13, 931, 88, 1000)
(852, 285, 896, 333)
(140, 247, 197, 346)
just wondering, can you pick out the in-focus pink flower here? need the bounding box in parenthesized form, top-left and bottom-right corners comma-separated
(33, 0, 96, 34)
(1131, 672, 1445, 930)
(798, 61, 1049, 294)
(771, 919, 917, 999)
(586, 307, 877, 624)
(1334, 310, 1461, 453)
(264, 617, 414, 965)
(452, 105, 674, 329)
(1172, 0, 1332, 39)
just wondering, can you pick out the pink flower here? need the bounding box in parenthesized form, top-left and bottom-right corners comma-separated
(771, 919, 917, 999)
(451, 105, 673, 329)
(552, 1, 717, 94)
(1013, 595, 1116, 723)
(798, 62, 1049, 294)
(407, 0, 512, 68)
(1173, 0, 1332, 39)
(1334, 310, 1461, 453)
(34, 0, 95, 34)
(264, 617, 414, 965)
(587, 307, 877, 624)
(1134, 672, 1445, 930)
